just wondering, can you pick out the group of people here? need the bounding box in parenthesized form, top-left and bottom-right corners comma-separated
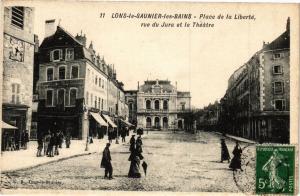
(36, 130, 71, 157)
(220, 138, 243, 171)
(100, 133, 146, 180)
(2, 130, 29, 151)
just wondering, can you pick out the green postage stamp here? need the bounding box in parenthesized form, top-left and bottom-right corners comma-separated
(256, 145, 295, 194)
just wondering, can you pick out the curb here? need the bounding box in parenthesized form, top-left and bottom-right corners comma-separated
(213, 131, 256, 144)
(1, 151, 98, 174)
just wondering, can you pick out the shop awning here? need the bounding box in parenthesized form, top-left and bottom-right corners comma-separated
(90, 112, 108, 127)
(102, 114, 117, 128)
(121, 119, 134, 127)
(2, 121, 17, 129)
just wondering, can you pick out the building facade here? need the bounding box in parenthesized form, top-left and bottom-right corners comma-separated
(125, 80, 191, 130)
(219, 18, 290, 143)
(125, 90, 138, 126)
(2, 7, 35, 144)
(37, 20, 127, 139)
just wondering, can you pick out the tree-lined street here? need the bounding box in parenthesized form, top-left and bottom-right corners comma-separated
(2, 131, 255, 192)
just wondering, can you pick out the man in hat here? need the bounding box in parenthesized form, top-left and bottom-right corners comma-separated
(100, 143, 113, 179)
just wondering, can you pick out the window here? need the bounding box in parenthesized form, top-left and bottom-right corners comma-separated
(69, 88, 77, 106)
(146, 100, 151, 110)
(65, 48, 74, 61)
(129, 103, 133, 111)
(99, 78, 102, 87)
(11, 83, 20, 104)
(146, 117, 151, 128)
(95, 96, 97, 108)
(163, 100, 168, 110)
(154, 100, 160, 110)
(58, 66, 66, 80)
(71, 66, 79, 79)
(11, 7, 24, 29)
(46, 89, 54, 106)
(57, 89, 65, 107)
(101, 99, 104, 110)
(181, 103, 185, 110)
(95, 76, 98, 85)
(50, 49, 62, 62)
(86, 92, 89, 105)
(47, 67, 54, 81)
(91, 94, 93, 107)
(98, 98, 101, 109)
(273, 53, 282, 59)
(274, 99, 286, 111)
(273, 81, 284, 94)
(273, 65, 283, 74)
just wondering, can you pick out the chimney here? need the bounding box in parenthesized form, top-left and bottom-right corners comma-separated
(45, 19, 56, 38)
(75, 31, 87, 47)
(286, 17, 290, 32)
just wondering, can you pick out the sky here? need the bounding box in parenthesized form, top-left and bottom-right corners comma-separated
(8, 1, 294, 108)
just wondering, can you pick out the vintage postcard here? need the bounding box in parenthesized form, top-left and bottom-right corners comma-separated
(0, 1, 299, 195)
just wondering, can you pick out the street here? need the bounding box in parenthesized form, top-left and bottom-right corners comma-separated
(1, 131, 255, 192)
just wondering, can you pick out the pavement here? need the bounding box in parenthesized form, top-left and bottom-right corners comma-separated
(1, 131, 256, 192)
(1, 132, 137, 172)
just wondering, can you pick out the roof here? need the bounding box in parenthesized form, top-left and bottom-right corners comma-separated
(139, 80, 175, 93)
(264, 30, 290, 51)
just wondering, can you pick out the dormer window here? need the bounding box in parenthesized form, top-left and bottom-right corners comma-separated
(65, 48, 74, 61)
(50, 49, 62, 62)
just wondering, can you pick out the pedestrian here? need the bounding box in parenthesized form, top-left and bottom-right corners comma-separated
(121, 127, 126, 143)
(36, 136, 43, 157)
(54, 132, 60, 155)
(108, 129, 113, 144)
(136, 135, 143, 153)
(58, 131, 64, 148)
(65, 132, 71, 148)
(229, 141, 243, 171)
(48, 133, 55, 157)
(128, 148, 142, 178)
(129, 135, 135, 152)
(100, 143, 113, 180)
(220, 138, 230, 163)
(24, 130, 29, 149)
(125, 127, 129, 136)
(44, 131, 51, 155)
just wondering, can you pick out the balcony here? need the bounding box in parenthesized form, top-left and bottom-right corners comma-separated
(137, 109, 191, 114)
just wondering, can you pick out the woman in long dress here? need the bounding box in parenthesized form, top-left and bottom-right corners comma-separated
(229, 141, 243, 171)
(128, 149, 142, 178)
(220, 138, 230, 163)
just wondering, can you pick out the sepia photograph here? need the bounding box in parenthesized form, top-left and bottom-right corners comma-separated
(0, 1, 299, 195)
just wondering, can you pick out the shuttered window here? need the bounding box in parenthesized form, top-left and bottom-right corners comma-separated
(11, 7, 24, 29)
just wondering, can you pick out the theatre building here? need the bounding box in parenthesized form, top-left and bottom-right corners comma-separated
(134, 80, 191, 130)
(2, 7, 35, 150)
(37, 20, 118, 139)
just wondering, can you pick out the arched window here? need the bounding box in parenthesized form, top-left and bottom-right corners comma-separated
(163, 117, 168, 129)
(163, 100, 168, 110)
(129, 102, 133, 111)
(155, 100, 160, 110)
(154, 117, 160, 128)
(57, 89, 65, 108)
(69, 88, 77, 106)
(146, 100, 151, 110)
(58, 66, 66, 80)
(146, 117, 151, 128)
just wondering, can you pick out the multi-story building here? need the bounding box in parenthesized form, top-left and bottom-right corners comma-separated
(2, 7, 35, 145)
(37, 20, 126, 139)
(126, 79, 191, 130)
(125, 90, 138, 126)
(220, 18, 290, 143)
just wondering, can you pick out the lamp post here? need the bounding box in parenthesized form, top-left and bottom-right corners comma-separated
(84, 104, 89, 151)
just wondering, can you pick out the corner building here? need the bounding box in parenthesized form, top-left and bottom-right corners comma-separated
(2, 7, 35, 140)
